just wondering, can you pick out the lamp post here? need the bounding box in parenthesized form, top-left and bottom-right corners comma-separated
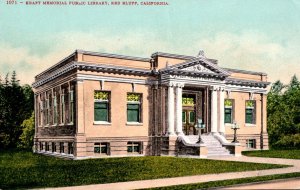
(196, 118, 205, 144)
(231, 121, 240, 143)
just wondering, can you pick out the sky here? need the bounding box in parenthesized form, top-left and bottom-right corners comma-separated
(0, 0, 299, 85)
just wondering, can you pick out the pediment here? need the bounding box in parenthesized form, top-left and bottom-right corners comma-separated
(163, 58, 229, 77)
(181, 64, 215, 74)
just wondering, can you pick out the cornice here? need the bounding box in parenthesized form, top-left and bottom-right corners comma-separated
(151, 52, 196, 60)
(33, 61, 156, 88)
(76, 62, 154, 76)
(223, 67, 267, 76)
(77, 50, 150, 62)
(225, 78, 270, 88)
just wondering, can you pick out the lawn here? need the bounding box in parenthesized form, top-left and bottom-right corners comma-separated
(242, 149, 300, 159)
(0, 150, 288, 189)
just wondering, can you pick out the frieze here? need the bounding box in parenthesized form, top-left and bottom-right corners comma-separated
(169, 74, 222, 82)
(182, 65, 214, 73)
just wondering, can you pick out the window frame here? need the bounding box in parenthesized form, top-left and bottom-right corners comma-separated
(94, 142, 110, 155)
(52, 142, 56, 153)
(224, 99, 234, 124)
(245, 100, 256, 124)
(59, 142, 64, 153)
(127, 141, 143, 154)
(94, 91, 111, 123)
(246, 139, 256, 149)
(126, 93, 142, 123)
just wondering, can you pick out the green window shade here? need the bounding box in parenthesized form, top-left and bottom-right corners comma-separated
(127, 104, 140, 122)
(182, 112, 186, 123)
(94, 102, 108, 121)
(224, 108, 232, 123)
(246, 108, 253, 124)
(189, 111, 195, 123)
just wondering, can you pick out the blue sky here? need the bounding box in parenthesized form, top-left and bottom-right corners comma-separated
(0, 0, 299, 84)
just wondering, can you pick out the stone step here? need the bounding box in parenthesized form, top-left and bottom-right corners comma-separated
(185, 135, 233, 157)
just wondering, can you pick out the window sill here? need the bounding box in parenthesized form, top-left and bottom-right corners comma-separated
(93, 121, 111, 125)
(126, 122, 143, 126)
(245, 123, 256, 127)
(67, 122, 74, 126)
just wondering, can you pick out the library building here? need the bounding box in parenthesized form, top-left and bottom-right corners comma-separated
(33, 49, 269, 159)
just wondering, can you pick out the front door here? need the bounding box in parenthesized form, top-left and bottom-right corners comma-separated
(182, 109, 196, 135)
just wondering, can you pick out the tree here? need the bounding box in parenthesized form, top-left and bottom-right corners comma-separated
(18, 112, 35, 149)
(0, 71, 34, 149)
(267, 75, 300, 149)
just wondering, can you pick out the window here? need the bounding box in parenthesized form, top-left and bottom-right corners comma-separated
(246, 139, 256, 149)
(59, 142, 64, 153)
(224, 99, 234, 123)
(69, 91, 74, 124)
(94, 142, 109, 155)
(127, 141, 142, 154)
(53, 94, 58, 125)
(45, 98, 50, 125)
(68, 142, 74, 155)
(45, 142, 50, 151)
(40, 142, 43, 151)
(182, 112, 186, 123)
(245, 100, 256, 124)
(94, 91, 110, 122)
(127, 93, 142, 122)
(189, 111, 195, 123)
(52, 142, 56, 153)
(60, 92, 65, 124)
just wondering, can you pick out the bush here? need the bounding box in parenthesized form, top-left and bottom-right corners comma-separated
(273, 134, 300, 149)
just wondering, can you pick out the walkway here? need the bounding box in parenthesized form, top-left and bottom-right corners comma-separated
(44, 156, 300, 190)
(220, 177, 300, 189)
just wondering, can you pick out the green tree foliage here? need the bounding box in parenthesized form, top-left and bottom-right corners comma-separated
(0, 72, 34, 149)
(268, 75, 300, 149)
(18, 112, 35, 149)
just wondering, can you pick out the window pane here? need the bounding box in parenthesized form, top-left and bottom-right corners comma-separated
(94, 147, 100, 153)
(127, 104, 139, 122)
(133, 145, 140, 152)
(182, 112, 186, 123)
(224, 108, 232, 123)
(95, 102, 108, 121)
(127, 109, 139, 122)
(189, 111, 195, 123)
(246, 109, 253, 123)
(127, 104, 139, 109)
(101, 146, 107, 154)
(127, 146, 133, 152)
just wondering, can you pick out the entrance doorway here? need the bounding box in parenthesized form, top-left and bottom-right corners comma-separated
(182, 94, 197, 135)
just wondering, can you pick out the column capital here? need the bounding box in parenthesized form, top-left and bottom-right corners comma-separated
(167, 82, 176, 87)
(219, 86, 225, 91)
(210, 85, 219, 91)
(176, 82, 184, 88)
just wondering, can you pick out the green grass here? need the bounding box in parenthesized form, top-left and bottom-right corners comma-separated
(0, 150, 289, 189)
(143, 172, 300, 190)
(242, 149, 300, 159)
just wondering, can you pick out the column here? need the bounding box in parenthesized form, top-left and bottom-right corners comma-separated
(175, 83, 184, 135)
(219, 87, 225, 135)
(211, 86, 218, 134)
(167, 83, 175, 136)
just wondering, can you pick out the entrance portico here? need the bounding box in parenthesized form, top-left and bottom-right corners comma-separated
(167, 82, 226, 137)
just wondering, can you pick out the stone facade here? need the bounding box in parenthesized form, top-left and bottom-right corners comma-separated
(33, 50, 269, 159)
